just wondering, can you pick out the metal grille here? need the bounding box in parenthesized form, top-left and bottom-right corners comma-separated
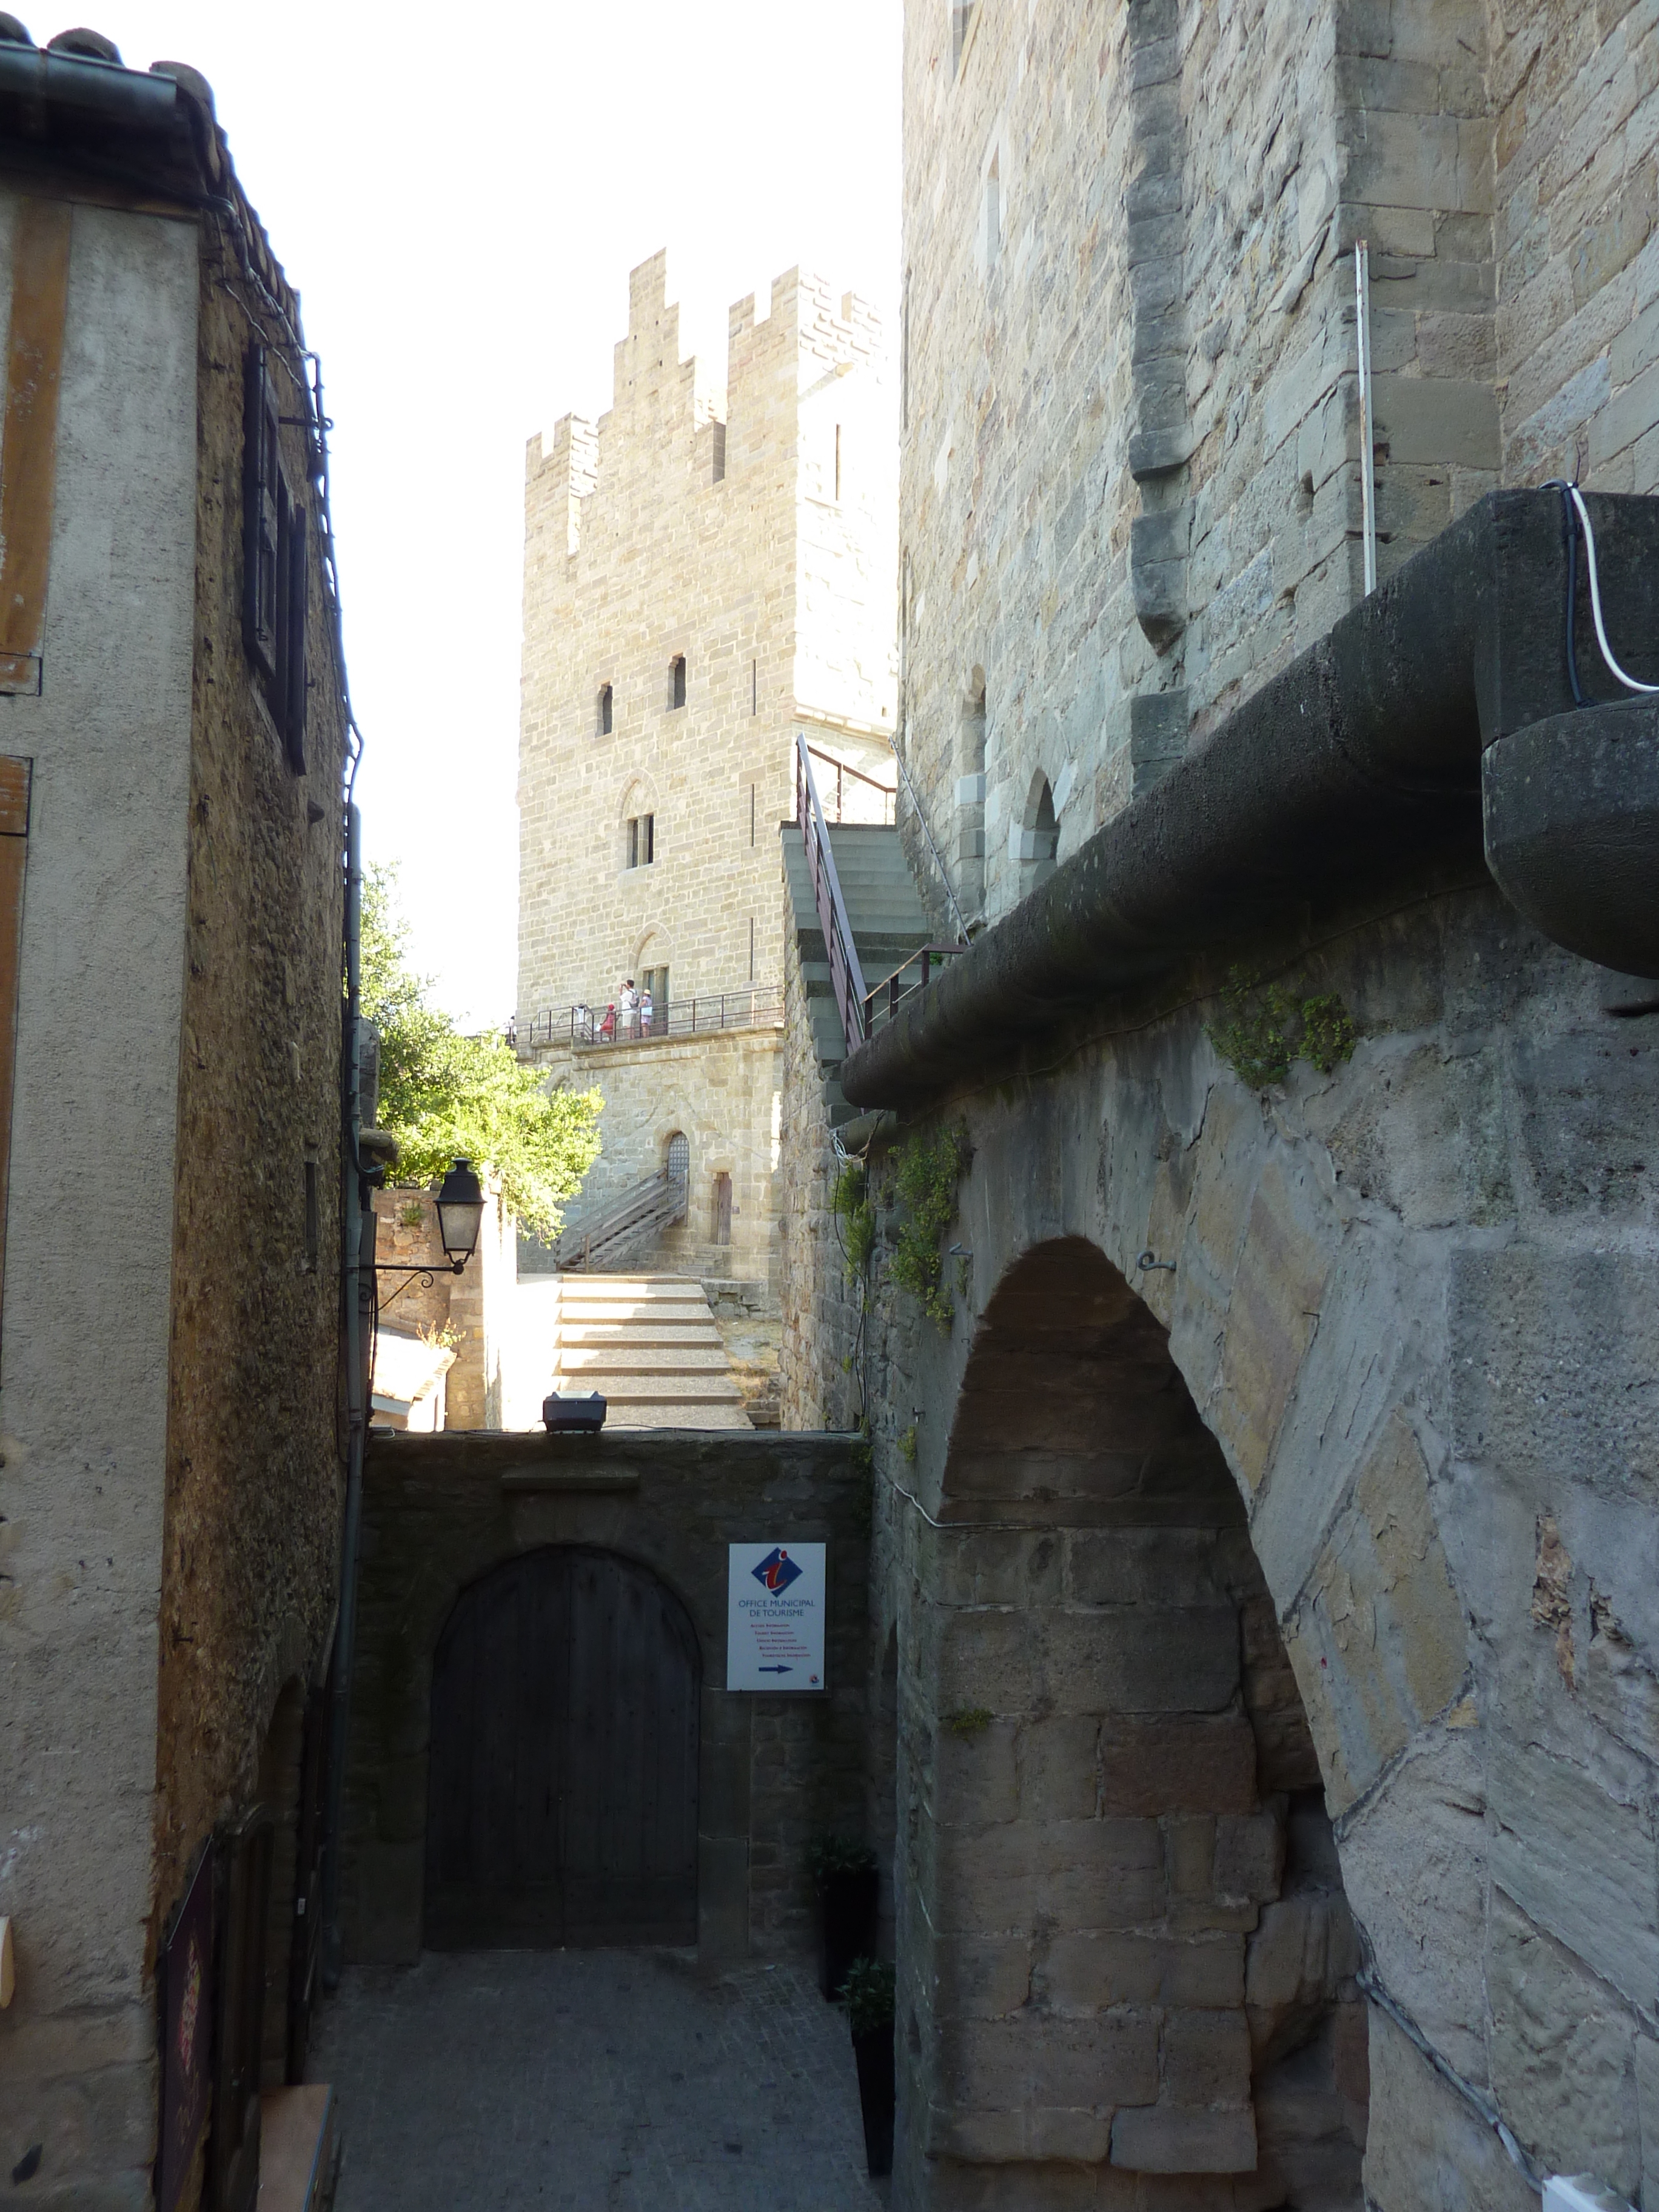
(666, 1133, 689, 1185)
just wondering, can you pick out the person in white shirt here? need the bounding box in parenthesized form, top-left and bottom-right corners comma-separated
(619, 977, 639, 1037)
(640, 986, 654, 1036)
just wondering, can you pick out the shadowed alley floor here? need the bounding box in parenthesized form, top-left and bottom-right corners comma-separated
(310, 1949, 889, 2211)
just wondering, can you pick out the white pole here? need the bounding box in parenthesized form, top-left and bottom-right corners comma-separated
(1356, 239, 1378, 597)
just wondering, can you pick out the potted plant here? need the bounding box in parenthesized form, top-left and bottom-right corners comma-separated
(843, 1956, 896, 2177)
(808, 1832, 879, 2002)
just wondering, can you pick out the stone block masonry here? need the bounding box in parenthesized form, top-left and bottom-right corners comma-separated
(342, 1427, 871, 1966)
(893, 0, 1659, 947)
(518, 252, 898, 1291)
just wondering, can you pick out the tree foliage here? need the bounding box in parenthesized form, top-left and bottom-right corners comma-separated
(360, 866, 602, 1238)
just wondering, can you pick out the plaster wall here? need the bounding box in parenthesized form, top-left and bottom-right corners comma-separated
(0, 192, 199, 2200)
(848, 885, 1659, 2207)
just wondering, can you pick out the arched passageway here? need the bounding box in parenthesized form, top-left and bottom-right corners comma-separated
(898, 1239, 1367, 2206)
(425, 1546, 701, 1949)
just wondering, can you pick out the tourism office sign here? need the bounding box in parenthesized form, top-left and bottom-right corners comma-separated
(726, 1541, 827, 1690)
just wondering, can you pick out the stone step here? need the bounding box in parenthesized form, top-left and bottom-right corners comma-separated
(559, 1344, 734, 1362)
(605, 1401, 754, 1431)
(597, 1377, 747, 1403)
(557, 1321, 714, 1342)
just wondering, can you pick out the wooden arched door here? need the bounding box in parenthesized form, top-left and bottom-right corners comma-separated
(425, 1547, 701, 1948)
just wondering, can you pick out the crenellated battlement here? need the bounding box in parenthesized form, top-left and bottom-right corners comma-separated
(525, 249, 886, 565)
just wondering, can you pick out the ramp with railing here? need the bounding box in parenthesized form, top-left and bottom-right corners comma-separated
(545, 1164, 688, 1273)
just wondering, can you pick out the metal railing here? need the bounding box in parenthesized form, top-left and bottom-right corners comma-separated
(548, 1164, 688, 1272)
(526, 984, 783, 1051)
(796, 731, 869, 1053)
(805, 742, 896, 825)
(862, 940, 970, 1039)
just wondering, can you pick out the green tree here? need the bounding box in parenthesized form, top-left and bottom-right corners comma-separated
(360, 866, 602, 1238)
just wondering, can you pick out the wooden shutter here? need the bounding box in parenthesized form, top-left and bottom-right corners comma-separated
(210, 1806, 274, 2212)
(0, 201, 71, 695)
(275, 492, 307, 774)
(284, 1680, 332, 2083)
(0, 759, 29, 1348)
(243, 347, 280, 679)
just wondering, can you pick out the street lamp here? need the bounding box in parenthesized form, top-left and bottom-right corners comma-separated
(434, 1157, 485, 1272)
(375, 1156, 486, 1310)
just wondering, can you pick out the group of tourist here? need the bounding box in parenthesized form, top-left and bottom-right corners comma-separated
(573, 979, 655, 1045)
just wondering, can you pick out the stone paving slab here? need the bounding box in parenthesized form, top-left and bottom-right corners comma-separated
(310, 1949, 890, 2211)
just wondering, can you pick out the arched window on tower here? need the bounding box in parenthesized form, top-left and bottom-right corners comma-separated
(670, 655, 687, 710)
(597, 683, 612, 736)
(1019, 773, 1059, 900)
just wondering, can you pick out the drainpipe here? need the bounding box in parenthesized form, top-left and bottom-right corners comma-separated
(838, 490, 1659, 1111)
(321, 802, 370, 1987)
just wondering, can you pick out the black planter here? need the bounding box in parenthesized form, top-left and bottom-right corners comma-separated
(1483, 700, 1659, 976)
(851, 2025, 895, 2177)
(816, 1865, 879, 2001)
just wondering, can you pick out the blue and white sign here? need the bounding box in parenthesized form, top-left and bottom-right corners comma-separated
(726, 1541, 827, 1691)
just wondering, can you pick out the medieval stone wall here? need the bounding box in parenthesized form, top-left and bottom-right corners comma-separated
(342, 1427, 870, 1966)
(843, 880, 1659, 2208)
(517, 253, 896, 1284)
(0, 187, 348, 2202)
(527, 1023, 785, 1286)
(777, 910, 863, 1433)
(153, 228, 349, 1952)
(894, 0, 1659, 942)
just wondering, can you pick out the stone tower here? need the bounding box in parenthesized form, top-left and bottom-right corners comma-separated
(517, 251, 896, 1288)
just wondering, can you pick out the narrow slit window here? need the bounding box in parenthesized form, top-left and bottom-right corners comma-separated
(303, 1159, 319, 1272)
(670, 655, 687, 710)
(834, 423, 842, 501)
(598, 683, 612, 736)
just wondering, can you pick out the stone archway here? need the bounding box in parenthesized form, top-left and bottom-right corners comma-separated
(897, 1238, 1367, 2207)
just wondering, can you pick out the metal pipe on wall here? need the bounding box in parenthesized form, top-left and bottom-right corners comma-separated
(1356, 240, 1378, 598)
(321, 800, 368, 1986)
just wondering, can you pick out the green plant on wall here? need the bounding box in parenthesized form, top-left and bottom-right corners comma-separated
(944, 1707, 993, 1739)
(1207, 968, 1357, 1089)
(832, 1158, 876, 1278)
(887, 1125, 970, 1330)
(897, 1425, 918, 1465)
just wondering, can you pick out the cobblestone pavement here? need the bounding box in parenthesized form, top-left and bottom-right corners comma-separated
(310, 1949, 890, 2211)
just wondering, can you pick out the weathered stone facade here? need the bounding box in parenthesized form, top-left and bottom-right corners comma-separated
(0, 62, 348, 2205)
(341, 1427, 869, 1966)
(774, 4, 1659, 2207)
(517, 252, 896, 1286)
(529, 1023, 786, 1285)
(894, 0, 1659, 934)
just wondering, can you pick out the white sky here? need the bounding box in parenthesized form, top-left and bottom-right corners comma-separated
(64, 0, 902, 1025)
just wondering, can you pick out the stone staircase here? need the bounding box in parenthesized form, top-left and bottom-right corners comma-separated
(783, 821, 933, 1127)
(537, 1275, 752, 1429)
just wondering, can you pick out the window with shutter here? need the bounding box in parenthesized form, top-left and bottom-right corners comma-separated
(280, 495, 307, 774)
(242, 344, 309, 775)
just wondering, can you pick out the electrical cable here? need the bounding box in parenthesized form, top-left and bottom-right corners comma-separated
(1544, 478, 1659, 699)
(1355, 1960, 1544, 2195)
(1559, 483, 1586, 708)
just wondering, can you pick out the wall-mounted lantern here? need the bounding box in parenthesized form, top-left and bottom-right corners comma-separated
(376, 1156, 485, 1313)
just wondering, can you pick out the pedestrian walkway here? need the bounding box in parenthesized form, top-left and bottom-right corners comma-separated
(310, 1949, 887, 2211)
(511, 1275, 752, 1430)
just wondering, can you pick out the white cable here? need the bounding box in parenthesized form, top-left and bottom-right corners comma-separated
(1567, 483, 1659, 695)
